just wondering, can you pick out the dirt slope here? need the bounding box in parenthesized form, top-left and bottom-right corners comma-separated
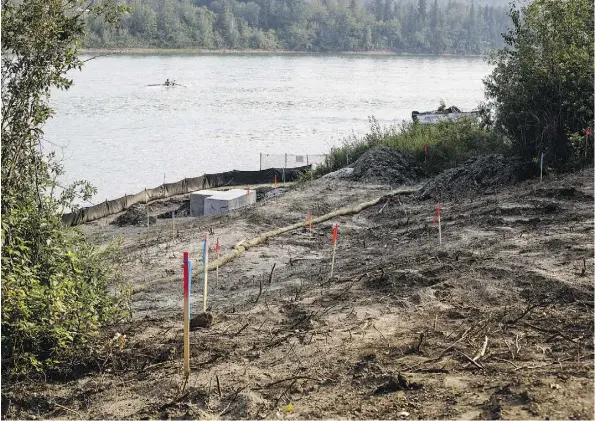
(4, 168, 593, 420)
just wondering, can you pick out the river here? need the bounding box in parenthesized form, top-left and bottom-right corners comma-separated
(44, 53, 492, 203)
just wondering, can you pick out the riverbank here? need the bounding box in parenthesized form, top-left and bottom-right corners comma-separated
(4, 154, 593, 419)
(80, 47, 485, 58)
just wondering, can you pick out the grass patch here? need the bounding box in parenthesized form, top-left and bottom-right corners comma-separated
(313, 117, 507, 177)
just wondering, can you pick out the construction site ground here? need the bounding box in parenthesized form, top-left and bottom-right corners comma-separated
(5, 166, 594, 420)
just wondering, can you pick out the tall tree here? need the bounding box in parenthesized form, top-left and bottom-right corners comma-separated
(484, 0, 594, 165)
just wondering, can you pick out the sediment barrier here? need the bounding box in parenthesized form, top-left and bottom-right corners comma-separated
(62, 166, 310, 226)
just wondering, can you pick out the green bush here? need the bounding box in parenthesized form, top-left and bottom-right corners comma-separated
(313, 116, 505, 178)
(2, 0, 130, 378)
(484, 0, 594, 167)
(1, 213, 130, 376)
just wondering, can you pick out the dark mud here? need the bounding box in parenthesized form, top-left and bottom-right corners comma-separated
(416, 154, 539, 201)
(351, 147, 422, 185)
(111, 204, 157, 227)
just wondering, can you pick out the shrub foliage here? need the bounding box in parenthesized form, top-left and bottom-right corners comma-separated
(1, 0, 130, 377)
(484, 0, 594, 167)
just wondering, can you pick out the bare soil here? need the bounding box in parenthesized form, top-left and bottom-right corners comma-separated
(3, 167, 594, 420)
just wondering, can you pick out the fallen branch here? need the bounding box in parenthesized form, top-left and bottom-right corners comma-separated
(254, 279, 263, 304)
(473, 336, 489, 361)
(216, 375, 222, 398)
(274, 379, 298, 408)
(268, 263, 276, 284)
(54, 404, 82, 418)
(521, 322, 581, 343)
(260, 375, 321, 389)
(433, 328, 471, 358)
(233, 323, 250, 336)
(514, 357, 572, 371)
(373, 324, 390, 349)
(493, 357, 519, 369)
(458, 350, 485, 370)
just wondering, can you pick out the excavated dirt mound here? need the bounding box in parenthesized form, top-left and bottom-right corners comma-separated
(351, 147, 422, 185)
(156, 198, 190, 219)
(416, 154, 539, 200)
(111, 204, 157, 227)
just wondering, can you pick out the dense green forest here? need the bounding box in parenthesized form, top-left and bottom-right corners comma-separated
(84, 0, 511, 54)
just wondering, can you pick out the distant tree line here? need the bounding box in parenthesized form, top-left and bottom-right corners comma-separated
(84, 0, 510, 54)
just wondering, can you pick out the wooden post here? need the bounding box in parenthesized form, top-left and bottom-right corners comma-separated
(215, 237, 220, 289)
(183, 251, 190, 376)
(202, 233, 209, 312)
(172, 210, 175, 240)
(434, 203, 442, 246)
(145, 188, 149, 229)
(438, 213, 442, 246)
(329, 224, 338, 280)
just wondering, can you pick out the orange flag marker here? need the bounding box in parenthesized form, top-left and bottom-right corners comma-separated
(330, 224, 339, 279)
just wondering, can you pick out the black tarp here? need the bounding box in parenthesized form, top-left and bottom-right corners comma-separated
(62, 166, 310, 226)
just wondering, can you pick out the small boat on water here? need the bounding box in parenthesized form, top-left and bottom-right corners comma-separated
(412, 105, 479, 125)
(146, 79, 185, 87)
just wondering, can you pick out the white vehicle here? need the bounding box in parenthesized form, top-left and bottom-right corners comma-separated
(412, 105, 479, 125)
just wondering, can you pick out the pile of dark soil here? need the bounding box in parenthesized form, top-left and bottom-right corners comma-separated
(156, 200, 190, 218)
(416, 154, 539, 200)
(255, 186, 273, 201)
(256, 186, 288, 201)
(111, 204, 156, 227)
(351, 147, 422, 185)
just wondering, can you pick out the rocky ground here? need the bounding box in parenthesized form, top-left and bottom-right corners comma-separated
(3, 154, 593, 420)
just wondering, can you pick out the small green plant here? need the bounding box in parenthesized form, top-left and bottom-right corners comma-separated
(296, 168, 313, 184)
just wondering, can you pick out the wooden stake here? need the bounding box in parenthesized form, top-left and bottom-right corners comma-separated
(215, 237, 219, 290)
(146, 188, 149, 229)
(329, 224, 338, 280)
(438, 214, 442, 246)
(434, 203, 442, 246)
(202, 233, 209, 312)
(172, 210, 175, 241)
(183, 251, 190, 376)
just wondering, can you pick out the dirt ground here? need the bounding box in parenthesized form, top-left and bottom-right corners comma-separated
(4, 167, 594, 420)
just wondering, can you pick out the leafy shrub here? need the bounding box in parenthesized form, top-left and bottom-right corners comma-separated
(1, 0, 130, 378)
(484, 0, 594, 167)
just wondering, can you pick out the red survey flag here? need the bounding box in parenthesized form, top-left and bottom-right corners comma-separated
(424, 144, 428, 155)
(433, 203, 441, 224)
(332, 224, 339, 244)
(585, 127, 593, 136)
(215, 237, 219, 254)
